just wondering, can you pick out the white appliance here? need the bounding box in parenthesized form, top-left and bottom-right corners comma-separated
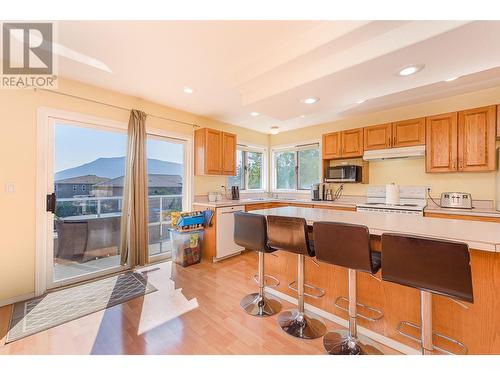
(216, 205, 245, 260)
(363, 145, 425, 161)
(356, 186, 427, 216)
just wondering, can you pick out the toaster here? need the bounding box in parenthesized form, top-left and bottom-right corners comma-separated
(440, 192, 472, 209)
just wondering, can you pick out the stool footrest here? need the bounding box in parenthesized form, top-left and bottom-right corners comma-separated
(253, 274, 280, 288)
(288, 280, 325, 299)
(334, 296, 384, 322)
(396, 321, 468, 355)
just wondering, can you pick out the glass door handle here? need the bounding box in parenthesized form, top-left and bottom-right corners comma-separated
(46, 193, 56, 214)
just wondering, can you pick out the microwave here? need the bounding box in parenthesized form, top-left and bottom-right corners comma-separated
(325, 165, 362, 183)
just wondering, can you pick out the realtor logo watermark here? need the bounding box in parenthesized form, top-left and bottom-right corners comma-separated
(2, 22, 57, 89)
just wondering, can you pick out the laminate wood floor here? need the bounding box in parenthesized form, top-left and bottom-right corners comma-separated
(0, 252, 399, 355)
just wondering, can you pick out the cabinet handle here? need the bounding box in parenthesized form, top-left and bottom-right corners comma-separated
(393, 136, 396, 146)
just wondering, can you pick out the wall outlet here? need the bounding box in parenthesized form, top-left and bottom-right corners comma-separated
(5, 182, 15, 193)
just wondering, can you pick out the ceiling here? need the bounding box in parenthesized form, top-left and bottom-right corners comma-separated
(54, 20, 500, 134)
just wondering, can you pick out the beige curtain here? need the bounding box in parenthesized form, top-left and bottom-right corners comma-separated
(120, 109, 149, 267)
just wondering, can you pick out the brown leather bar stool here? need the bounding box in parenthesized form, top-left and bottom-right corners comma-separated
(234, 212, 281, 317)
(267, 215, 327, 339)
(381, 233, 473, 355)
(313, 222, 384, 355)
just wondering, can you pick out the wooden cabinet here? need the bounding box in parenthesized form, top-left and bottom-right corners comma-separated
(341, 128, 364, 157)
(392, 117, 425, 147)
(221, 132, 236, 175)
(497, 105, 500, 138)
(426, 112, 458, 172)
(322, 132, 342, 159)
(458, 105, 496, 172)
(364, 123, 392, 151)
(426, 106, 496, 173)
(194, 128, 236, 176)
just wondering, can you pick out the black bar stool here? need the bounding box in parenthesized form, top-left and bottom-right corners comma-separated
(381, 233, 473, 355)
(234, 212, 281, 317)
(313, 222, 384, 355)
(267, 215, 326, 339)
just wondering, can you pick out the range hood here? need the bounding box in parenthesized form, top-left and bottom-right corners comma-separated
(363, 145, 425, 161)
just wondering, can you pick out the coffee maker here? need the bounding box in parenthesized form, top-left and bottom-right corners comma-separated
(311, 183, 325, 201)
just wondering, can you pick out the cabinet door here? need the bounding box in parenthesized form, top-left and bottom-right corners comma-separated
(392, 117, 425, 147)
(205, 128, 223, 174)
(458, 106, 496, 171)
(364, 123, 392, 151)
(425, 113, 458, 172)
(497, 105, 500, 138)
(341, 128, 364, 157)
(322, 132, 341, 159)
(221, 132, 236, 175)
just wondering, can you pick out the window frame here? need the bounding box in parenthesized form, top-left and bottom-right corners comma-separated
(271, 141, 321, 193)
(228, 144, 267, 192)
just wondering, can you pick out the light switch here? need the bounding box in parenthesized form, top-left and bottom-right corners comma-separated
(5, 182, 15, 193)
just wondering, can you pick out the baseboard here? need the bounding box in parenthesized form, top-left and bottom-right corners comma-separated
(0, 292, 35, 308)
(265, 287, 420, 355)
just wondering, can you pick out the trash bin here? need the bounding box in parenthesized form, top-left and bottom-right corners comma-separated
(170, 228, 203, 267)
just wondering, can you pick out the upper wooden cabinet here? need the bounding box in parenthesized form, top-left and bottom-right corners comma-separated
(221, 132, 237, 175)
(364, 123, 392, 151)
(426, 112, 458, 172)
(457, 105, 496, 172)
(322, 132, 342, 159)
(194, 127, 237, 176)
(426, 106, 496, 173)
(341, 128, 364, 158)
(392, 117, 426, 147)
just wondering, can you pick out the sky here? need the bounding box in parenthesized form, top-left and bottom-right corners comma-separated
(54, 123, 184, 172)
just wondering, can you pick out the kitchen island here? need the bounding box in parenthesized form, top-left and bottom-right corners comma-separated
(251, 206, 500, 354)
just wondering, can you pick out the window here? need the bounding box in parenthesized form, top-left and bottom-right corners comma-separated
(82, 185, 86, 191)
(72, 185, 77, 191)
(227, 146, 265, 190)
(273, 143, 320, 191)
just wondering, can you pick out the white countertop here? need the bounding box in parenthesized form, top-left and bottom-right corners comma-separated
(193, 197, 359, 209)
(251, 206, 500, 253)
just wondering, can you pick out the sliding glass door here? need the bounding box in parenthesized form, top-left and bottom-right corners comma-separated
(50, 120, 129, 288)
(146, 135, 185, 260)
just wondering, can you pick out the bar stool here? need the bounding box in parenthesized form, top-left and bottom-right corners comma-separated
(381, 233, 473, 355)
(267, 215, 327, 339)
(234, 212, 282, 317)
(313, 222, 384, 355)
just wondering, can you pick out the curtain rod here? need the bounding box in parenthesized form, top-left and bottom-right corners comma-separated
(33, 87, 200, 128)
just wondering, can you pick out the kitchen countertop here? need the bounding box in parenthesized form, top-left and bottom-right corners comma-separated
(251, 206, 500, 253)
(194, 196, 500, 218)
(192, 196, 360, 208)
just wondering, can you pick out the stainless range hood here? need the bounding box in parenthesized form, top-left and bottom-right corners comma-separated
(363, 145, 425, 161)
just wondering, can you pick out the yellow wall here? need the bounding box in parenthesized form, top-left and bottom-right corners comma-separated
(0, 78, 267, 302)
(271, 86, 500, 200)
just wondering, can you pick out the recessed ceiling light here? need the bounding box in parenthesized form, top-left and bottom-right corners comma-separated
(356, 99, 366, 104)
(250, 112, 260, 117)
(397, 64, 425, 77)
(445, 76, 459, 82)
(300, 115, 306, 118)
(270, 126, 280, 135)
(301, 97, 319, 104)
(183, 87, 194, 94)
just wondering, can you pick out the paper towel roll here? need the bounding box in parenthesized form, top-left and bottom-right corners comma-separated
(386, 183, 400, 205)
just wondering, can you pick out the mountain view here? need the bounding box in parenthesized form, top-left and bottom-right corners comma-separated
(55, 157, 183, 181)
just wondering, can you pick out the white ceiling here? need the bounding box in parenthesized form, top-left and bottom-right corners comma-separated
(54, 20, 500, 134)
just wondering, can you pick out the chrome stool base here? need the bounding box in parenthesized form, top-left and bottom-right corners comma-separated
(323, 329, 384, 355)
(240, 292, 281, 317)
(277, 309, 327, 339)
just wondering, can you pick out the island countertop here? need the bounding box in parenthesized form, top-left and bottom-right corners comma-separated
(251, 206, 500, 252)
